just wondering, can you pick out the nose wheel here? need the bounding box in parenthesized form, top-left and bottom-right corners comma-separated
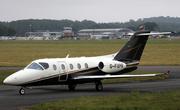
(19, 87, 26, 95)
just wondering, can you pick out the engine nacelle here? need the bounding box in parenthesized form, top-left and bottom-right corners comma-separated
(98, 60, 126, 73)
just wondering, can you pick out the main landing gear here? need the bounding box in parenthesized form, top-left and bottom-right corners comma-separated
(95, 81, 103, 91)
(68, 84, 76, 91)
(68, 81, 103, 91)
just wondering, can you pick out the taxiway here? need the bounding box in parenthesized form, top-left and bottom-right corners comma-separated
(0, 66, 179, 110)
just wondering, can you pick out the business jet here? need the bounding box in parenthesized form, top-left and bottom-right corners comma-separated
(3, 31, 171, 95)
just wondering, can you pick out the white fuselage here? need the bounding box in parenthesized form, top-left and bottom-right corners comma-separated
(4, 53, 128, 86)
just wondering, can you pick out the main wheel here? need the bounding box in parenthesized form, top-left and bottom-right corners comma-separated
(68, 84, 76, 91)
(96, 83, 103, 91)
(19, 88, 26, 95)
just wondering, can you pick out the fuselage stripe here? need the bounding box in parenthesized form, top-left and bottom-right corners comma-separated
(122, 44, 141, 53)
(126, 62, 139, 67)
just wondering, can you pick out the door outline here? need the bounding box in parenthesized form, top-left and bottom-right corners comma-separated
(58, 61, 68, 82)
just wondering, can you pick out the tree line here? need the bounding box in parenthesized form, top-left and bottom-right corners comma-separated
(0, 24, 16, 36)
(1, 16, 180, 36)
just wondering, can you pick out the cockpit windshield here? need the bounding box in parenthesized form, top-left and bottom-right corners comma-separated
(39, 62, 49, 69)
(27, 62, 43, 70)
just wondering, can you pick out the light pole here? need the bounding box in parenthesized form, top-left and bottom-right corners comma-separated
(93, 24, 94, 35)
(29, 24, 32, 37)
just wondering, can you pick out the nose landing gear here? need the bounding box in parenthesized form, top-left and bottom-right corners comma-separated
(19, 87, 26, 95)
(19, 86, 32, 95)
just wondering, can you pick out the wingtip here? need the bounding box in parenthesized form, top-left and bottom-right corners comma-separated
(166, 70, 170, 75)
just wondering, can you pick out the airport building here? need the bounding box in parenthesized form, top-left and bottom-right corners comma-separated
(25, 27, 74, 40)
(77, 28, 133, 39)
(25, 27, 133, 40)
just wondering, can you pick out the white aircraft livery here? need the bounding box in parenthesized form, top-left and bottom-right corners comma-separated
(3, 31, 171, 95)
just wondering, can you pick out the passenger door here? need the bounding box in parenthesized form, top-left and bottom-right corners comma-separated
(58, 61, 68, 81)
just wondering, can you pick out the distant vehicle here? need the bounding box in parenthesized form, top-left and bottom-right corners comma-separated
(157, 35, 169, 38)
(3, 31, 171, 95)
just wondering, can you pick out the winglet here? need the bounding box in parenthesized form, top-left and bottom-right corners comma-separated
(156, 70, 170, 76)
(165, 70, 170, 75)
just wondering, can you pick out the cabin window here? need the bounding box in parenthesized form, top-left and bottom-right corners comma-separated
(77, 63, 81, 69)
(27, 62, 43, 70)
(70, 64, 73, 69)
(85, 63, 88, 68)
(53, 65, 57, 70)
(39, 62, 49, 69)
(61, 64, 65, 70)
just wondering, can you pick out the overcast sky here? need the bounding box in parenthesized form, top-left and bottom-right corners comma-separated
(0, 0, 180, 23)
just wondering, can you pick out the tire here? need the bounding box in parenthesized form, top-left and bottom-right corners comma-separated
(96, 83, 103, 91)
(19, 88, 26, 95)
(68, 84, 76, 91)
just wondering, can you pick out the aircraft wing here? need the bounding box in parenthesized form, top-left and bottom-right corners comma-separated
(73, 71, 170, 80)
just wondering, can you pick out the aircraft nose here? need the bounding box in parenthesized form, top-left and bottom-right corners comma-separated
(3, 75, 17, 85)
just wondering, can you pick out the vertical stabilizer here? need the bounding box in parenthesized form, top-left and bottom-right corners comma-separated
(114, 31, 150, 61)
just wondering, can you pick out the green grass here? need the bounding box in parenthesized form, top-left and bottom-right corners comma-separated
(141, 43, 180, 65)
(0, 70, 18, 84)
(27, 90, 180, 110)
(0, 39, 180, 66)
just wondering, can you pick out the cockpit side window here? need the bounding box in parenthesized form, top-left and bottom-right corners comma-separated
(39, 62, 49, 69)
(27, 63, 43, 70)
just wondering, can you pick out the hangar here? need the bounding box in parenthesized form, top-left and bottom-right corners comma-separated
(77, 28, 133, 39)
(25, 27, 74, 40)
(25, 27, 133, 40)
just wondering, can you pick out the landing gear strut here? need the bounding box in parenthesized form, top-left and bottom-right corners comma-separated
(68, 84, 76, 91)
(95, 81, 103, 91)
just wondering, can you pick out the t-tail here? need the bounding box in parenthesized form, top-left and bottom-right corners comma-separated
(114, 31, 150, 62)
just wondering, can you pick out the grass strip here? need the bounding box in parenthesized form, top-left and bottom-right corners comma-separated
(0, 39, 180, 66)
(27, 90, 180, 110)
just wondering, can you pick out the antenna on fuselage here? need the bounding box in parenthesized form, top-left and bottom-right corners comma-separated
(66, 54, 70, 58)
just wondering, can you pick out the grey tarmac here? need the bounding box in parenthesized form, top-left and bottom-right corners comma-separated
(0, 66, 180, 110)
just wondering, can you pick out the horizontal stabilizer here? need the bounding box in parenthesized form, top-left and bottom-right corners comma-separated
(73, 71, 170, 80)
(127, 32, 174, 36)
